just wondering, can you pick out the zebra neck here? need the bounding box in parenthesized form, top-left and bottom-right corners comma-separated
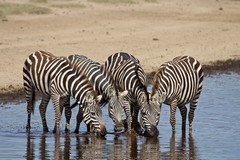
(67, 74, 93, 104)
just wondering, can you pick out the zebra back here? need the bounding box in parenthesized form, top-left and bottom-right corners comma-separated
(67, 54, 119, 101)
(105, 52, 140, 73)
(24, 51, 100, 103)
(104, 53, 149, 108)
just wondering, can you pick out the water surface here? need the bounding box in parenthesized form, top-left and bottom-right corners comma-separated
(0, 73, 240, 159)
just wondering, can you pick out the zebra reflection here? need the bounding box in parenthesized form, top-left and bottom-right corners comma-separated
(75, 134, 105, 159)
(140, 137, 160, 159)
(109, 134, 138, 159)
(162, 133, 197, 159)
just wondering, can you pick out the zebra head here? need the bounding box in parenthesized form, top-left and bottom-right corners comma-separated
(140, 90, 167, 136)
(139, 93, 160, 137)
(107, 87, 129, 132)
(82, 91, 107, 137)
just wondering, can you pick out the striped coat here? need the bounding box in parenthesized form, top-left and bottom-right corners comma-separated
(23, 51, 106, 136)
(150, 56, 204, 133)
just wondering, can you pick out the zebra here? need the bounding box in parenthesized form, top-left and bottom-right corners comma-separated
(67, 54, 130, 133)
(104, 52, 159, 135)
(148, 56, 204, 133)
(23, 51, 106, 136)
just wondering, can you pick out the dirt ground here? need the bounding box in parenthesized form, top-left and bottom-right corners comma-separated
(0, 0, 240, 103)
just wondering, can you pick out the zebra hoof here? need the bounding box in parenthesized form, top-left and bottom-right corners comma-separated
(43, 128, 49, 133)
(26, 125, 31, 131)
(74, 130, 79, 134)
(65, 128, 70, 133)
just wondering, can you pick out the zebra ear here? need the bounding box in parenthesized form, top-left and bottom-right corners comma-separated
(85, 91, 95, 103)
(119, 90, 128, 97)
(97, 95, 102, 102)
(106, 87, 116, 97)
(139, 94, 147, 106)
(158, 92, 166, 104)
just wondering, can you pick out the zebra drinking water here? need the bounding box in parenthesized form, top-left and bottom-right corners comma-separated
(147, 56, 204, 133)
(104, 52, 159, 135)
(23, 51, 106, 136)
(67, 54, 130, 133)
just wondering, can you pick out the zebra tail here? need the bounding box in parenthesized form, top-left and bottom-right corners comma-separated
(31, 87, 36, 115)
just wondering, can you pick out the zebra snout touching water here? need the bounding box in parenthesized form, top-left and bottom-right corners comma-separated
(23, 51, 106, 136)
(149, 56, 204, 133)
(67, 54, 129, 133)
(108, 90, 129, 132)
(139, 101, 160, 137)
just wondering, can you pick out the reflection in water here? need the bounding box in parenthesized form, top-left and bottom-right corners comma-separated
(126, 134, 138, 159)
(167, 132, 197, 160)
(39, 133, 49, 159)
(140, 136, 160, 159)
(109, 137, 123, 159)
(63, 133, 71, 160)
(25, 132, 35, 160)
(25, 132, 197, 159)
(54, 134, 71, 160)
(105, 134, 137, 159)
(75, 133, 105, 159)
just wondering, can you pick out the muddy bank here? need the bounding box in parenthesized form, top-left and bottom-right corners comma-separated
(0, 59, 239, 104)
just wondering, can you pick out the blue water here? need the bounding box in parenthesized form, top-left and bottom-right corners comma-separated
(0, 73, 240, 159)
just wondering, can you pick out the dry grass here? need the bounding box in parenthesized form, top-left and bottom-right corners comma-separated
(0, 3, 51, 18)
(29, 0, 48, 3)
(88, 0, 158, 4)
(51, 3, 86, 9)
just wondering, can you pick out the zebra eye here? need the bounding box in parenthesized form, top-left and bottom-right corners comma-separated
(87, 101, 94, 105)
(142, 111, 147, 115)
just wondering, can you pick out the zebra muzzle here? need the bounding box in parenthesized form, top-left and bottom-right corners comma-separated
(144, 125, 159, 137)
(114, 122, 124, 132)
(97, 124, 107, 137)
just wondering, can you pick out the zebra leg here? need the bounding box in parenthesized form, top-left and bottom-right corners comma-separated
(189, 102, 197, 133)
(25, 86, 35, 132)
(123, 104, 132, 134)
(178, 106, 187, 131)
(74, 107, 84, 134)
(26, 103, 33, 131)
(62, 97, 71, 132)
(39, 95, 50, 132)
(53, 100, 64, 133)
(170, 100, 178, 133)
(53, 97, 71, 132)
(64, 104, 71, 132)
(52, 95, 62, 134)
(132, 106, 142, 134)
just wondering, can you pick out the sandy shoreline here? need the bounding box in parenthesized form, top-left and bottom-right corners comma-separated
(0, 0, 240, 103)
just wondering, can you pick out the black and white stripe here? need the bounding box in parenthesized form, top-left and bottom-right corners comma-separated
(104, 52, 152, 134)
(23, 51, 106, 136)
(149, 56, 204, 133)
(67, 54, 129, 133)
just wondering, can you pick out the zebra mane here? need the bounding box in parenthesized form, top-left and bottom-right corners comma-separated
(134, 62, 150, 103)
(67, 59, 99, 103)
(151, 63, 167, 96)
(100, 64, 120, 97)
